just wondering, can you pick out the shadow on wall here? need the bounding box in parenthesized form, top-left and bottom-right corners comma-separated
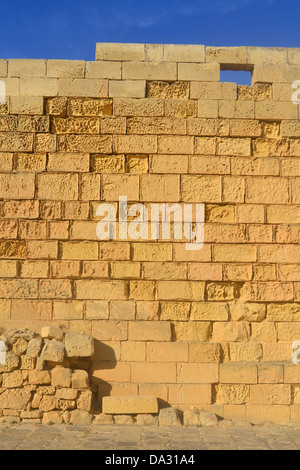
(91, 340, 170, 412)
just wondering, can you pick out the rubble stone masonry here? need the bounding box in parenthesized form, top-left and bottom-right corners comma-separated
(0, 43, 300, 424)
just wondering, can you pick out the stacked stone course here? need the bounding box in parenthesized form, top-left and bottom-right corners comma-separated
(0, 44, 300, 424)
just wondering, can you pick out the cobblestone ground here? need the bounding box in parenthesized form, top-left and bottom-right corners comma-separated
(0, 424, 300, 450)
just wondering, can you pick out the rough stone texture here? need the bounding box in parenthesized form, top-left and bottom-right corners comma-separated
(70, 410, 93, 426)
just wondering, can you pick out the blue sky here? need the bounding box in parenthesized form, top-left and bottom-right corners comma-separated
(0, 0, 299, 60)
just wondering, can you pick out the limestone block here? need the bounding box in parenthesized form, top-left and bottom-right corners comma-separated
(41, 340, 65, 363)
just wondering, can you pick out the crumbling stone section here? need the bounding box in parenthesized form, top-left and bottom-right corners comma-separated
(0, 328, 94, 424)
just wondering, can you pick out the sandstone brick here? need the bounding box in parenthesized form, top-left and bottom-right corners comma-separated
(181, 175, 221, 202)
(39, 280, 72, 299)
(53, 301, 84, 320)
(220, 363, 257, 384)
(128, 281, 154, 301)
(114, 98, 164, 117)
(191, 302, 228, 321)
(230, 303, 266, 322)
(150, 154, 188, 174)
(101, 116, 126, 134)
(213, 322, 250, 342)
(250, 384, 291, 405)
(50, 367, 71, 388)
(92, 362, 130, 382)
(160, 302, 190, 321)
(191, 82, 236, 100)
(58, 78, 108, 97)
(268, 303, 300, 321)
(46, 97, 67, 116)
(20, 77, 58, 96)
(158, 135, 194, 156)
(177, 363, 218, 384)
(103, 396, 158, 414)
(178, 63, 219, 81)
(174, 322, 212, 342)
(100, 242, 130, 261)
(121, 342, 145, 362)
(91, 154, 124, 173)
(189, 343, 221, 363)
(11, 300, 51, 321)
(47, 60, 85, 78)
(122, 62, 176, 80)
(132, 244, 172, 262)
(147, 81, 189, 99)
(230, 343, 262, 362)
(58, 134, 111, 153)
(136, 301, 159, 321)
(258, 364, 284, 384)
(140, 175, 180, 202)
(223, 264, 252, 281)
(262, 343, 292, 362)
(167, 99, 197, 118)
(92, 321, 127, 341)
(0, 173, 34, 199)
(188, 263, 222, 281)
(206, 46, 247, 64)
(119, 156, 145, 176)
(61, 241, 98, 261)
(85, 301, 109, 320)
(96, 43, 145, 61)
(213, 244, 256, 262)
(2, 370, 23, 388)
(109, 80, 146, 98)
(147, 342, 188, 363)
(131, 363, 176, 383)
(26, 241, 58, 260)
(256, 282, 293, 302)
(29, 370, 51, 385)
(86, 60, 121, 79)
(69, 98, 112, 116)
(216, 384, 250, 405)
(157, 281, 205, 301)
(72, 370, 89, 389)
(37, 174, 78, 200)
(128, 321, 171, 341)
(113, 135, 157, 154)
(110, 301, 135, 320)
(255, 101, 297, 120)
(0, 389, 31, 410)
(248, 47, 287, 65)
(164, 44, 205, 62)
(102, 174, 139, 201)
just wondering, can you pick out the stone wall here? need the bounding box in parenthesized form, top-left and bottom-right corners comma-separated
(0, 43, 300, 424)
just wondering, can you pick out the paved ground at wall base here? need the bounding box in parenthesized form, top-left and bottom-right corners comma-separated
(1, 424, 300, 450)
